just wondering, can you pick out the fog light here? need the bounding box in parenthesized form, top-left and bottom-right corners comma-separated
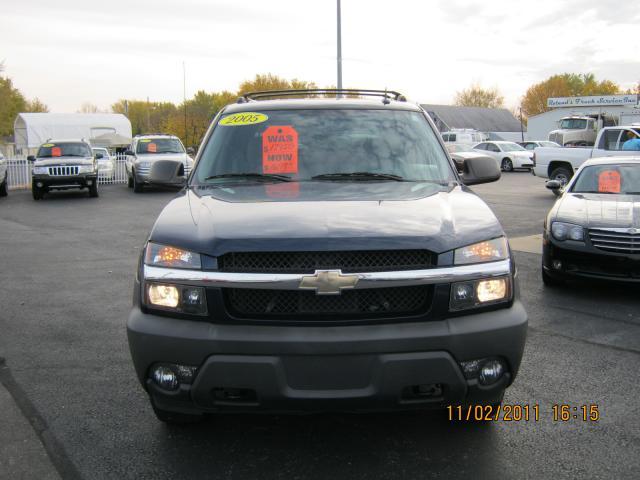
(553, 260, 562, 270)
(479, 360, 505, 386)
(476, 278, 507, 303)
(87, 180, 93, 185)
(37, 182, 43, 188)
(453, 283, 473, 301)
(148, 284, 179, 308)
(152, 365, 179, 391)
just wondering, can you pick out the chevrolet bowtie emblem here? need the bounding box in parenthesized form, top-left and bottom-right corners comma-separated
(299, 270, 359, 295)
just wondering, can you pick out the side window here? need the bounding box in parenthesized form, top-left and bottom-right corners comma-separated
(475, 143, 486, 150)
(443, 134, 450, 142)
(524, 143, 535, 150)
(587, 120, 596, 131)
(449, 134, 456, 142)
(600, 130, 623, 151)
(488, 144, 500, 152)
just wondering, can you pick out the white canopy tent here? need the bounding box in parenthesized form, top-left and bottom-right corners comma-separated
(14, 113, 132, 152)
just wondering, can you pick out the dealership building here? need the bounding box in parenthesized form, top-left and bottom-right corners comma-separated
(526, 94, 640, 141)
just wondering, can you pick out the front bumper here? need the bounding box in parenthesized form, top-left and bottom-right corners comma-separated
(542, 232, 640, 282)
(127, 301, 527, 414)
(32, 174, 97, 190)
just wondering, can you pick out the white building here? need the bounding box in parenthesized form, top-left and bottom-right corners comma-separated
(13, 113, 132, 154)
(527, 94, 640, 141)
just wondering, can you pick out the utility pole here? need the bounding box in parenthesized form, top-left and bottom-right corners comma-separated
(183, 61, 187, 147)
(519, 107, 524, 142)
(337, 0, 343, 96)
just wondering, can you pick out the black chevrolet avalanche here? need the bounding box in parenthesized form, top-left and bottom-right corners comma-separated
(127, 90, 528, 423)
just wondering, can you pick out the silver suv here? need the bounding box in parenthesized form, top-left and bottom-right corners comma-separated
(125, 134, 193, 193)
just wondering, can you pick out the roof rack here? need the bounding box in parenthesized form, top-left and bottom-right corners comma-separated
(238, 89, 406, 103)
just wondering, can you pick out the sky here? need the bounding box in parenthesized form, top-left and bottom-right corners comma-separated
(1, 0, 639, 113)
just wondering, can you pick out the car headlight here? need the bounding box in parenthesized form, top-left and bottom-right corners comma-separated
(450, 275, 511, 311)
(78, 165, 94, 173)
(145, 242, 202, 269)
(454, 237, 509, 265)
(33, 167, 48, 175)
(551, 222, 584, 241)
(144, 282, 207, 315)
(137, 161, 151, 168)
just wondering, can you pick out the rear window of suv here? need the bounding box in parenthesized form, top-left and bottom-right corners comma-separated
(37, 142, 91, 158)
(194, 109, 454, 184)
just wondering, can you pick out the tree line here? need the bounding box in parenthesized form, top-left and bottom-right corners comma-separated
(1, 66, 638, 148)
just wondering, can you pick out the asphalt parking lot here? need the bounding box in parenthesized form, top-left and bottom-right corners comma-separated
(0, 173, 639, 480)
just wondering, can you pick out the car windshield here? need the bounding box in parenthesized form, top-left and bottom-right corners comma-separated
(500, 142, 526, 152)
(92, 149, 109, 157)
(541, 141, 559, 147)
(571, 164, 640, 195)
(37, 142, 91, 158)
(193, 109, 455, 184)
(560, 119, 587, 130)
(136, 138, 185, 154)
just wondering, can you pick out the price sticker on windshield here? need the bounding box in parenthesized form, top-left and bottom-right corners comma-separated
(262, 125, 298, 174)
(51, 147, 62, 157)
(147, 142, 157, 153)
(598, 170, 621, 193)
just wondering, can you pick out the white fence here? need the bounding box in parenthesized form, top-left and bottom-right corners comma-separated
(6, 154, 129, 190)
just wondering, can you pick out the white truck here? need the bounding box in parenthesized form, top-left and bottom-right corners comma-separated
(548, 114, 618, 147)
(533, 125, 640, 188)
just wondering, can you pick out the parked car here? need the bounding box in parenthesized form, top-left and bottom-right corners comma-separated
(127, 89, 527, 424)
(473, 141, 534, 172)
(518, 140, 561, 151)
(441, 130, 487, 146)
(92, 147, 116, 180)
(125, 134, 193, 193)
(29, 139, 98, 200)
(445, 143, 496, 172)
(0, 152, 7, 197)
(532, 126, 640, 192)
(542, 156, 640, 285)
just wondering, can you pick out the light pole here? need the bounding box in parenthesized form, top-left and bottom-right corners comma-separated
(519, 107, 525, 142)
(337, 0, 343, 95)
(183, 61, 187, 147)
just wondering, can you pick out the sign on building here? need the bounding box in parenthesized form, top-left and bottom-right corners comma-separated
(547, 95, 638, 108)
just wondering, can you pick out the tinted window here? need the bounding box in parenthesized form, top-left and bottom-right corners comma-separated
(474, 143, 487, 150)
(37, 142, 91, 158)
(560, 119, 587, 129)
(601, 130, 623, 151)
(195, 109, 454, 184)
(136, 138, 185, 154)
(487, 144, 501, 152)
(572, 164, 640, 194)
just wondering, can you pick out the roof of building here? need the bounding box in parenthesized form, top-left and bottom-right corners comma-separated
(420, 104, 522, 133)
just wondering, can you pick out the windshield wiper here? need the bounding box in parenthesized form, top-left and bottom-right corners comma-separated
(203, 173, 292, 182)
(311, 172, 406, 181)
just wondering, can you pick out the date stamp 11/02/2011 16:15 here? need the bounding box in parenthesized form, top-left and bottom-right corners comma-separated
(447, 404, 601, 422)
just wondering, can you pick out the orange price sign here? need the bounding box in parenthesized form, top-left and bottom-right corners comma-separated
(51, 147, 62, 157)
(262, 126, 298, 174)
(598, 170, 621, 193)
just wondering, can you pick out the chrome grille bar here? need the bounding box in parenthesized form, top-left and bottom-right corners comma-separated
(589, 228, 640, 253)
(48, 166, 79, 176)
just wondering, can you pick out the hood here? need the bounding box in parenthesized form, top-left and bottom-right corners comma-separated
(35, 156, 94, 167)
(136, 153, 188, 164)
(149, 182, 504, 257)
(554, 193, 640, 229)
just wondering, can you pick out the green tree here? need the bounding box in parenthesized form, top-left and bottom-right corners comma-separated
(454, 83, 504, 108)
(26, 98, 49, 113)
(521, 73, 620, 117)
(0, 75, 27, 138)
(111, 99, 177, 136)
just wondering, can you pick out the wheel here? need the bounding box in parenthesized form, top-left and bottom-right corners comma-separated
(89, 181, 99, 198)
(127, 172, 133, 188)
(32, 187, 43, 200)
(549, 166, 572, 196)
(501, 158, 513, 172)
(542, 266, 564, 287)
(152, 405, 203, 425)
(0, 176, 7, 197)
(133, 170, 144, 193)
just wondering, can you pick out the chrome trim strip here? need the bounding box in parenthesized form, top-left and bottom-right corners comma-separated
(143, 259, 512, 290)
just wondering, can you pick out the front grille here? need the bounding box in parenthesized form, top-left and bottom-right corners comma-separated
(549, 132, 563, 145)
(218, 250, 434, 273)
(48, 166, 79, 176)
(589, 228, 640, 254)
(224, 285, 432, 320)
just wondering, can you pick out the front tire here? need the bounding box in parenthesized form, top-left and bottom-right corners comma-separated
(0, 176, 7, 197)
(133, 170, 144, 193)
(32, 186, 43, 200)
(89, 180, 99, 198)
(549, 166, 572, 196)
(542, 266, 563, 287)
(501, 158, 513, 172)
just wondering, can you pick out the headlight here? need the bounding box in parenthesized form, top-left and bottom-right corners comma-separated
(454, 237, 509, 265)
(33, 167, 48, 175)
(145, 242, 202, 269)
(450, 276, 511, 311)
(78, 165, 94, 173)
(144, 282, 207, 315)
(551, 222, 584, 241)
(137, 161, 151, 168)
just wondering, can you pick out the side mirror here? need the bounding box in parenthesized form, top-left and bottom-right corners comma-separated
(125, 150, 134, 156)
(546, 180, 562, 191)
(27, 155, 36, 162)
(459, 156, 501, 185)
(95, 153, 104, 160)
(186, 147, 195, 155)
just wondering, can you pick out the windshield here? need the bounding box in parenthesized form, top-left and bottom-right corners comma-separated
(560, 119, 587, 130)
(37, 142, 91, 158)
(500, 142, 526, 152)
(92, 148, 109, 157)
(136, 138, 185, 154)
(571, 164, 640, 194)
(193, 109, 454, 184)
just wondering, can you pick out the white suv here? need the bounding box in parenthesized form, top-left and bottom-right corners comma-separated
(125, 134, 193, 193)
